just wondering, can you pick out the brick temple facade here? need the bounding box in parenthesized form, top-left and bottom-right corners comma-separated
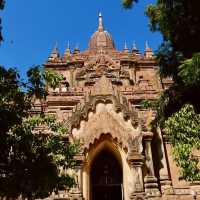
(42, 14, 200, 200)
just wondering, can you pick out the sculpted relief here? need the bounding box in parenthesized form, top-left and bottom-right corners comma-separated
(72, 102, 141, 151)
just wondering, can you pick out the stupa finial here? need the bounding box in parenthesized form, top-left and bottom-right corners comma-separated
(124, 41, 128, 49)
(144, 41, 153, 58)
(67, 40, 70, 49)
(51, 41, 58, 54)
(64, 41, 71, 57)
(48, 42, 59, 61)
(132, 41, 137, 50)
(123, 41, 129, 53)
(145, 40, 150, 49)
(98, 12, 104, 32)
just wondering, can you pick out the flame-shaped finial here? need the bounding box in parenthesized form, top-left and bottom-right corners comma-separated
(145, 40, 150, 50)
(98, 12, 104, 32)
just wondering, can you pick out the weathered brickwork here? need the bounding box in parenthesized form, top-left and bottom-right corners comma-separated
(42, 14, 199, 200)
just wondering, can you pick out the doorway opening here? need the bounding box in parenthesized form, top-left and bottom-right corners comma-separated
(91, 149, 123, 200)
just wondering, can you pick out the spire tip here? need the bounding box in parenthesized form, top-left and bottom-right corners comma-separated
(98, 12, 104, 32)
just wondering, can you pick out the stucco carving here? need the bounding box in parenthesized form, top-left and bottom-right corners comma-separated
(72, 102, 141, 150)
(70, 76, 142, 150)
(70, 76, 139, 131)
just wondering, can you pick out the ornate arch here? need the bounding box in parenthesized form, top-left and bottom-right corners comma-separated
(70, 76, 143, 151)
(86, 134, 123, 170)
(71, 76, 139, 129)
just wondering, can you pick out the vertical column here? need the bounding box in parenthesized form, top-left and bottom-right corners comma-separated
(127, 149, 145, 200)
(69, 153, 84, 200)
(70, 68, 74, 87)
(143, 132, 161, 197)
(157, 128, 173, 194)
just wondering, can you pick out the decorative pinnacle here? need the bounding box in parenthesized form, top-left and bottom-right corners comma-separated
(132, 41, 137, 50)
(124, 41, 128, 49)
(64, 41, 71, 56)
(98, 12, 104, 32)
(145, 40, 150, 49)
(51, 42, 59, 54)
(124, 41, 129, 53)
(48, 42, 59, 60)
(67, 41, 70, 49)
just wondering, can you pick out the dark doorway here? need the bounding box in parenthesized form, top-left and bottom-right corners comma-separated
(91, 150, 122, 200)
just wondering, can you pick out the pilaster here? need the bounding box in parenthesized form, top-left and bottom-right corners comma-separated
(143, 132, 161, 197)
(157, 128, 173, 194)
(69, 153, 84, 200)
(127, 149, 145, 200)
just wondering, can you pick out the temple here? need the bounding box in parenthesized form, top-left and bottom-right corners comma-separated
(42, 14, 199, 200)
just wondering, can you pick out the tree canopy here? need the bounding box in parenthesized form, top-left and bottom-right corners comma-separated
(0, 2, 79, 198)
(123, 0, 200, 80)
(165, 104, 200, 181)
(0, 66, 79, 199)
(123, 0, 200, 181)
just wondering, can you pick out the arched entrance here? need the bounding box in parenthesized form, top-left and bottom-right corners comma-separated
(91, 149, 123, 200)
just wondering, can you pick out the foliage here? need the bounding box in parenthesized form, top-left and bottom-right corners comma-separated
(0, 65, 77, 199)
(27, 66, 64, 100)
(123, 0, 200, 78)
(0, 67, 30, 133)
(149, 83, 200, 129)
(178, 53, 200, 87)
(144, 1, 200, 80)
(139, 99, 160, 110)
(156, 41, 183, 80)
(129, 2, 200, 182)
(0, 0, 5, 42)
(0, 2, 74, 198)
(122, 0, 138, 9)
(1, 120, 58, 199)
(165, 104, 200, 181)
(140, 99, 152, 109)
(146, 0, 200, 58)
(144, 0, 200, 181)
(0, 0, 5, 9)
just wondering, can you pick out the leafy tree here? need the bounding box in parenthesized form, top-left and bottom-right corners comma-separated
(0, 66, 78, 199)
(123, 0, 200, 181)
(165, 104, 200, 181)
(146, 1, 200, 58)
(27, 66, 64, 101)
(156, 40, 183, 80)
(123, 0, 200, 79)
(178, 53, 200, 87)
(0, 1, 78, 197)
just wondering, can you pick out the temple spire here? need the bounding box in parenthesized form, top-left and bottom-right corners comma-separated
(144, 41, 153, 58)
(124, 41, 128, 49)
(98, 12, 104, 32)
(48, 42, 59, 61)
(132, 41, 139, 54)
(52, 42, 58, 54)
(67, 40, 70, 49)
(145, 40, 149, 50)
(123, 41, 129, 53)
(74, 43, 80, 54)
(64, 41, 71, 57)
(132, 41, 137, 50)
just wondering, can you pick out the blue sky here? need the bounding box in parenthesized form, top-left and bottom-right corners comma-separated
(0, 0, 162, 78)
